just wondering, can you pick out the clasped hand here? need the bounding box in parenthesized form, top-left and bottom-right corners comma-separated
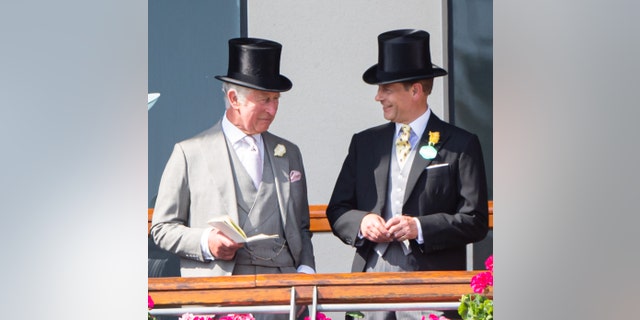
(360, 213, 418, 243)
(208, 229, 244, 260)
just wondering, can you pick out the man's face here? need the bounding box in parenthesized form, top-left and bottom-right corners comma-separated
(232, 89, 280, 135)
(375, 82, 414, 124)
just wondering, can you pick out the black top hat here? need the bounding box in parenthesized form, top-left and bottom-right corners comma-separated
(215, 37, 292, 92)
(363, 29, 447, 85)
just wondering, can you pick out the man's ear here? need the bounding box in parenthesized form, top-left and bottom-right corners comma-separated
(227, 89, 239, 108)
(411, 83, 422, 96)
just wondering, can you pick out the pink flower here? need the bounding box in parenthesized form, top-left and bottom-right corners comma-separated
(470, 271, 493, 294)
(305, 312, 331, 320)
(178, 314, 215, 320)
(148, 295, 154, 310)
(423, 315, 449, 320)
(219, 314, 255, 320)
(485, 255, 493, 272)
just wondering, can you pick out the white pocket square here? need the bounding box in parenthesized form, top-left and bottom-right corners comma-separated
(426, 163, 449, 169)
(289, 170, 302, 183)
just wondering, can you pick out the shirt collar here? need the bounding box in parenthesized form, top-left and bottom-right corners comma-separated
(222, 114, 263, 146)
(395, 107, 432, 139)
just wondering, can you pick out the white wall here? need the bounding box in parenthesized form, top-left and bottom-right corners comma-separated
(248, 0, 447, 205)
(248, 1, 447, 275)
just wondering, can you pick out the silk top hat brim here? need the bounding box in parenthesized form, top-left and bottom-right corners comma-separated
(363, 29, 447, 85)
(215, 37, 292, 92)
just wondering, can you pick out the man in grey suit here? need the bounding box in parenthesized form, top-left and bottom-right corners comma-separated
(326, 29, 489, 320)
(150, 38, 316, 318)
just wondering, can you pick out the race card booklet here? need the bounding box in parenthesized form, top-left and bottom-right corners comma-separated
(207, 215, 278, 243)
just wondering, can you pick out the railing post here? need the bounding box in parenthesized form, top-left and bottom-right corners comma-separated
(289, 286, 296, 320)
(310, 285, 318, 320)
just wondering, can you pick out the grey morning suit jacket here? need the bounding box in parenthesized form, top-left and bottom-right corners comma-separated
(150, 120, 315, 277)
(327, 114, 489, 272)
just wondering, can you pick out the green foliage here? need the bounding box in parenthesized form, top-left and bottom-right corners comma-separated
(346, 311, 365, 318)
(458, 294, 493, 320)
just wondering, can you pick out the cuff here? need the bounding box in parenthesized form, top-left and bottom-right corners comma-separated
(297, 265, 315, 274)
(413, 217, 424, 244)
(201, 227, 215, 260)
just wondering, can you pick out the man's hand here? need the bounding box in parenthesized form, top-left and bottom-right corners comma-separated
(386, 215, 418, 242)
(207, 229, 244, 260)
(360, 213, 393, 243)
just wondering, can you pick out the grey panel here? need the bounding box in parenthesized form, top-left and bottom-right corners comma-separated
(450, 0, 493, 200)
(148, 0, 243, 205)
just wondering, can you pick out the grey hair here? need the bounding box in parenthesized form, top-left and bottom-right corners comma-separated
(221, 82, 251, 109)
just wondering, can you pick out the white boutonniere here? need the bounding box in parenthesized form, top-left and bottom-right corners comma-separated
(419, 131, 440, 160)
(274, 144, 286, 157)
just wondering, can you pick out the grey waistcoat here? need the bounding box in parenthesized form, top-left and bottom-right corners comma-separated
(228, 144, 294, 267)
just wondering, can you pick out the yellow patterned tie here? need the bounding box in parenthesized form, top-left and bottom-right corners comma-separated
(396, 124, 412, 167)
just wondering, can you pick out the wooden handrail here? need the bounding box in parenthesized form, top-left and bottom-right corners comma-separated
(148, 208, 153, 234)
(309, 205, 332, 232)
(488, 200, 493, 229)
(148, 271, 488, 308)
(149, 201, 494, 234)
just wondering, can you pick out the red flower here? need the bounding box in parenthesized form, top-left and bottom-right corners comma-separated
(305, 312, 331, 320)
(485, 255, 493, 272)
(470, 271, 493, 294)
(424, 314, 449, 320)
(218, 314, 255, 320)
(148, 295, 154, 310)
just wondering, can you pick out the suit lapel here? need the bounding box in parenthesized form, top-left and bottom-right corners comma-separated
(373, 124, 395, 212)
(262, 132, 290, 226)
(404, 114, 449, 203)
(199, 121, 240, 223)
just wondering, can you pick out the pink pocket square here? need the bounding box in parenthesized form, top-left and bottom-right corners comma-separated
(289, 170, 302, 183)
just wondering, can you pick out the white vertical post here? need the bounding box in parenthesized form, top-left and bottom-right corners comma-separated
(289, 286, 296, 320)
(466, 243, 474, 271)
(310, 286, 318, 320)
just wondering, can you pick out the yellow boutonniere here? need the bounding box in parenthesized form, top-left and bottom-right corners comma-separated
(428, 131, 440, 146)
(420, 131, 440, 160)
(274, 144, 286, 157)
